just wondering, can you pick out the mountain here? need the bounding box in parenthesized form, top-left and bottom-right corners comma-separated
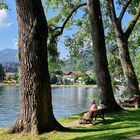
(0, 49, 19, 63)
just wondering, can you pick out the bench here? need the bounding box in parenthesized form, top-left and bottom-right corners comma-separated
(121, 96, 140, 108)
(79, 109, 105, 124)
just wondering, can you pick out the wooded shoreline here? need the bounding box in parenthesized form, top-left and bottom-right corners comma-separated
(0, 83, 97, 88)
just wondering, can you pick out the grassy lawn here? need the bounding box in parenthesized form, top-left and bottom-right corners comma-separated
(0, 109, 140, 140)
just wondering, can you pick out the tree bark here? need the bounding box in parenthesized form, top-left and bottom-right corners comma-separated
(106, 0, 140, 97)
(87, 0, 121, 111)
(8, 0, 64, 134)
(116, 30, 140, 97)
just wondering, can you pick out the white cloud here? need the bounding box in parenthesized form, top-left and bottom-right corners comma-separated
(0, 9, 12, 28)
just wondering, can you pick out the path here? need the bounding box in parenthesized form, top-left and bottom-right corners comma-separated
(63, 120, 92, 128)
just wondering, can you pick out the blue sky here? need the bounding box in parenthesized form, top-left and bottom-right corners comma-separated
(0, 1, 70, 58)
(0, 1, 18, 50)
(0, 1, 132, 58)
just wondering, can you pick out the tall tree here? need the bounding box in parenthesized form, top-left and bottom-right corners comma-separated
(105, 0, 140, 97)
(87, 0, 121, 110)
(9, 0, 63, 134)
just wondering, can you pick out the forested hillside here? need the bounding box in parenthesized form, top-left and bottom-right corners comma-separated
(0, 49, 18, 63)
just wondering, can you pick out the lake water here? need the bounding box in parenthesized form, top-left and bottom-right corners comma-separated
(0, 86, 98, 128)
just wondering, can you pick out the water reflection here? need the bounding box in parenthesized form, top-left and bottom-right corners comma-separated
(0, 86, 19, 128)
(0, 86, 98, 127)
(52, 87, 98, 119)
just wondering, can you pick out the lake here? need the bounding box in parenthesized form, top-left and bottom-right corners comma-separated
(0, 85, 98, 128)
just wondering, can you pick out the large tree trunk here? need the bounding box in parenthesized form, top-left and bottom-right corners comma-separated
(9, 0, 63, 134)
(87, 0, 121, 111)
(116, 29, 140, 97)
(105, 0, 140, 98)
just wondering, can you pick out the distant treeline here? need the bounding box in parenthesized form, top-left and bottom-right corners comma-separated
(3, 62, 19, 73)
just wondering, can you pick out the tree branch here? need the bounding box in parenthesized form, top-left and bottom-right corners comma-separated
(118, 0, 132, 24)
(54, 2, 87, 37)
(125, 2, 140, 40)
(105, 0, 118, 25)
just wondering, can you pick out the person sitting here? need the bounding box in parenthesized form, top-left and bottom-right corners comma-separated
(79, 100, 106, 124)
(79, 100, 97, 124)
(97, 104, 107, 110)
(89, 100, 97, 113)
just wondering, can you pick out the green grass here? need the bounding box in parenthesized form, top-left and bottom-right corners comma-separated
(1, 109, 140, 140)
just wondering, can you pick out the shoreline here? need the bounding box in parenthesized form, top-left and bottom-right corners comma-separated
(51, 84, 97, 88)
(0, 83, 19, 86)
(0, 83, 97, 88)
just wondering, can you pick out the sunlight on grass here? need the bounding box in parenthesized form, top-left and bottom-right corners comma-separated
(0, 109, 140, 140)
(59, 113, 84, 124)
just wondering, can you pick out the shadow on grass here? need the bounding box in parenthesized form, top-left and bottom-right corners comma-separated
(61, 109, 140, 139)
(70, 130, 140, 140)
(65, 123, 138, 133)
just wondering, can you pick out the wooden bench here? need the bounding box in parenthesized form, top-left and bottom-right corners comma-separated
(90, 108, 105, 121)
(121, 96, 140, 108)
(79, 109, 105, 124)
